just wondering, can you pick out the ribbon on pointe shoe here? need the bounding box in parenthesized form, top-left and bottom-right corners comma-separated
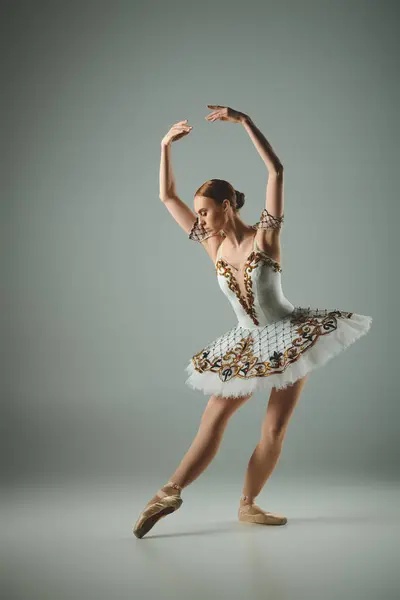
(240, 494, 255, 504)
(155, 481, 183, 499)
(133, 482, 183, 537)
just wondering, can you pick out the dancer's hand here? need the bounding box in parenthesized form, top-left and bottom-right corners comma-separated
(205, 105, 248, 124)
(162, 120, 193, 146)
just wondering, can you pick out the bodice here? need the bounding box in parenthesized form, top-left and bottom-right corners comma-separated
(215, 234, 295, 329)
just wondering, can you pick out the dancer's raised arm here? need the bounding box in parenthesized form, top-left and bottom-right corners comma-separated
(241, 115, 284, 223)
(205, 106, 284, 221)
(159, 120, 198, 234)
(159, 120, 221, 255)
(241, 116, 283, 177)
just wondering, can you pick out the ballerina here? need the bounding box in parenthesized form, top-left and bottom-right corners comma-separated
(133, 105, 372, 538)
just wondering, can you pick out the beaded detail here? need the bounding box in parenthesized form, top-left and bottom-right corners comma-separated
(189, 209, 282, 242)
(188, 217, 222, 242)
(190, 309, 354, 383)
(253, 208, 284, 230)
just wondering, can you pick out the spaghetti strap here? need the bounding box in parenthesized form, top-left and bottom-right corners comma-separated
(216, 234, 257, 266)
(253, 233, 258, 252)
(215, 238, 225, 263)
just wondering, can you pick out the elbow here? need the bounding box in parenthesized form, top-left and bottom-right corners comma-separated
(270, 163, 284, 177)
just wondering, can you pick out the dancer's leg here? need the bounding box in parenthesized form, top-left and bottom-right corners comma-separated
(240, 375, 308, 505)
(146, 393, 252, 505)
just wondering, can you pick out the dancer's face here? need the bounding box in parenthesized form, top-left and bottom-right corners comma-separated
(194, 195, 228, 234)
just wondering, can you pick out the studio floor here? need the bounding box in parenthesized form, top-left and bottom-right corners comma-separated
(2, 474, 399, 600)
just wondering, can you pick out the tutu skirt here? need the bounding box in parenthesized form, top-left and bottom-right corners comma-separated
(185, 307, 373, 398)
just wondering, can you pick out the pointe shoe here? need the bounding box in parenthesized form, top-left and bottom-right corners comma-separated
(238, 496, 287, 526)
(133, 481, 183, 539)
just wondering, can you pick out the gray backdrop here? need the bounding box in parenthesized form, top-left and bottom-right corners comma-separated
(3, 0, 397, 484)
(3, 2, 399, 599)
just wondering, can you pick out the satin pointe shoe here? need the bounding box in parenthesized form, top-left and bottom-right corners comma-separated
(238, 495, 287, 526)
(133, 481, 183, 539)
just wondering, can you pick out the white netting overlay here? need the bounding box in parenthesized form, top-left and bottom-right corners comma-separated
(185, 307, 373, 398)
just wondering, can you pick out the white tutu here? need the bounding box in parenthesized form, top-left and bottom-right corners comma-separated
(185, 307, 373, 398)
(186, 209, 373, 398)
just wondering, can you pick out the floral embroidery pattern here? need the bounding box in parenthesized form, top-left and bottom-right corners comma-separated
(248, 251, 282, 273)
(191, 309, 354, 382)
(216, 259, 255, 321)
(191, 335, 259, 381)
(216, 251, 282, 326)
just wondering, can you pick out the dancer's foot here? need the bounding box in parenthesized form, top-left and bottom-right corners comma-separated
(238, 495, 287, 525)
(133, 481, 183, 539)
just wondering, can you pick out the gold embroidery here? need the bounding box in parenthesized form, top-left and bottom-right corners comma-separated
(216, 257, 259, 325)
(191, 309, 354, 382)
(249, 251, 282, 273)
(216, 258, 252, 318)
(243, 258, 258, 324)
(192, 335, 259, 380)
(216, 251, 282, 326)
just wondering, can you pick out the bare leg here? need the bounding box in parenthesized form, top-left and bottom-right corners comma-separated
(240, 375, 308, 506)
(146, 393, 252, 506)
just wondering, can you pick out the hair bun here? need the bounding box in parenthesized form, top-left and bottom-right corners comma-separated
(235, 189, 245, 210)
